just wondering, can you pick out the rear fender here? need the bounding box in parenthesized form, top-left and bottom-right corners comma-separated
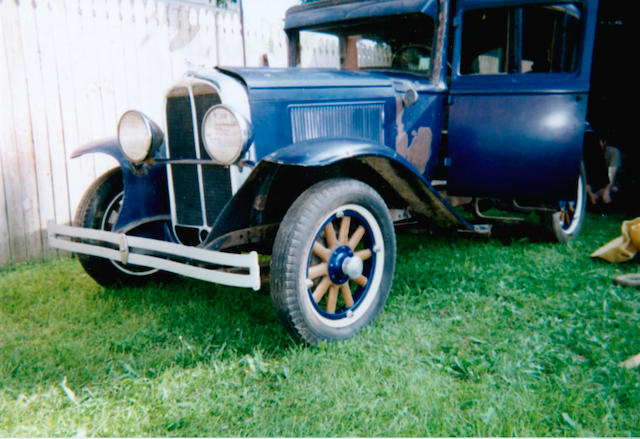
(205, 138, 474, 249)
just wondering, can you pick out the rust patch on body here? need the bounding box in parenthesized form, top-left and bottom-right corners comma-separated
(395, 96, 432, 174)
(431, 0, 449, 82)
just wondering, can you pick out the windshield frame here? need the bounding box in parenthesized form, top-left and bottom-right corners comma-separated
(286, 11, 443, 83)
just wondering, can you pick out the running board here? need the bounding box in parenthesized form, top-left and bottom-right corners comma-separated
(48, 222, 261, 291)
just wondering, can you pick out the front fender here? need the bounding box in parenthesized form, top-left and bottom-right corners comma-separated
(70, 138, 127, 165)
(205, 138, 474, 248)
(263, 137, 403, 168)
(71, 138, 170, 235)
(263, 137, 473, 228)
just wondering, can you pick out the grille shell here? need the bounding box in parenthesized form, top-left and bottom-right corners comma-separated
(165, 83, 233, 233)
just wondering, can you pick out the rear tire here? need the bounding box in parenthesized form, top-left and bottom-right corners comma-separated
(74, 168, 166, 287)
(270, 178, 396, 345)
(541, 163, 587, 243)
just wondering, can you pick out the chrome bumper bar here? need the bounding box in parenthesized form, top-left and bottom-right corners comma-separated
(48, 222, 261, 291)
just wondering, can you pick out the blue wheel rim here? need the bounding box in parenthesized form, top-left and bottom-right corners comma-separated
(305, 209, 377, 320)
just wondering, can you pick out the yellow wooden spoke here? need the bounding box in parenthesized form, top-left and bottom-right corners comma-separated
(312, 242, 331, 262)
(354, 249, 372, 261)
(353, 275, 368, 287)
(326, 285, 339, 313)
(338, 215, 351, 244)
(324, 222, 339, 248)
(312, 276, 332, 303)
(347, 225, 366, 249)
(308, 262, 328, 279)
(340, 283, 354, 307)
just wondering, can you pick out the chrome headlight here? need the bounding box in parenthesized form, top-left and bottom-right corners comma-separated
(117, 110, 163, 164)
(201, 105, 252, 165)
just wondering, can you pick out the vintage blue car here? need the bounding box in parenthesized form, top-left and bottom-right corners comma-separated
(49, 0, 599, 344)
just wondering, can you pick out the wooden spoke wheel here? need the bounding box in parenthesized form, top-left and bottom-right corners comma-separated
(270, 178, 396, 345)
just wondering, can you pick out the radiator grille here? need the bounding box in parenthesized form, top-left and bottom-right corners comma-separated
(166, 84, 232, 230)
(203, 166, 233, 225)
(290, 102, 385, 144)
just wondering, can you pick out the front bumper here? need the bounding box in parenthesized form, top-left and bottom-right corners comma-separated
(48, 222, 261, 291)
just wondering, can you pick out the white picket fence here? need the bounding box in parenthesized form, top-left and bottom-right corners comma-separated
(0, 0, 290, 266)
(0, 0, 388, 267)
(298, 32, 392, 68)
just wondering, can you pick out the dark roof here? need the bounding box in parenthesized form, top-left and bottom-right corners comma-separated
(284, 0, 438, 30)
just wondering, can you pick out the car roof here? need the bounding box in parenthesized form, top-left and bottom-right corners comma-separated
(284, 0, 438, 31)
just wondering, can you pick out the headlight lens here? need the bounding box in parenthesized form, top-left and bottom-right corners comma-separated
(201, 105, 251, 165)
(117, 111, 155, 164)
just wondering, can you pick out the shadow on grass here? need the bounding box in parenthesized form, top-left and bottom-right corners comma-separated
(396, 217, 551, 248)
(398, 211, 627, 249)
(0, 260, 297, 394)
(100, 275, 294, 355)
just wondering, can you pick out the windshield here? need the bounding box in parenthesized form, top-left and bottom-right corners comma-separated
(292, 13, 435, 75)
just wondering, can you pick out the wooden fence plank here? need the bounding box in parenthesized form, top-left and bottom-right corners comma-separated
(133, 0, 163, 122)
(73, 0, 101, 184)
(0, 3, 14, 266)
(0, 148, 10, 265)
(36, 0, 72, 230)
(142, 0, 175, 127)
(18, 0, 58, 259)
(0, 0, 42, 262)
(88, 0, 120, 177)
(51, 0, 91, 218)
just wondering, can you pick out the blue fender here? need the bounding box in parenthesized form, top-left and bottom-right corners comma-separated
(70, 138, 127, 165)
(206, 138, 476, 246)
(264, 137, 404, 167)
(265, 137, 474, 228)
(71, 138, 170, 235)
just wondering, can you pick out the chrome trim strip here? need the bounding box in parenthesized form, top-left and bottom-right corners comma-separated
(164, 83, 183, 234)
(48, 222, 261, 291)
(187, 85, 210, 228)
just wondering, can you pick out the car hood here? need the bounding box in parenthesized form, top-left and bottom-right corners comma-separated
(217, 67, 395, 91)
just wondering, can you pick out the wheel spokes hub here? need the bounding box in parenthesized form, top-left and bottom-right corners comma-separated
(307, 210, 376, 316)
(327, 245, 355, 285)
(342, 255, 364, 280)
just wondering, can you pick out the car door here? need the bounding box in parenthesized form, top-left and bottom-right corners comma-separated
(446, 0, 598, 202)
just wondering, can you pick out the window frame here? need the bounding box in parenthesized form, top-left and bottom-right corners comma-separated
(288, 12, 440, 81)
(453, 1, 586, 80)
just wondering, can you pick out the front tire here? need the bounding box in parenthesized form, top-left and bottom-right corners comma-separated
(270, 178, 396, 344)
(74, 168, 164, 287)
(542, 163, 587, 242)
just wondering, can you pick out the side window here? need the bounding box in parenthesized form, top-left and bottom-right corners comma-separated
(460, 3, 581, 75)
(460, 8, 512, 74)
(521, 5, 581, 73)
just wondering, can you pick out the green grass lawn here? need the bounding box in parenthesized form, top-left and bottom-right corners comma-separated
(1, 213, 639, 436)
